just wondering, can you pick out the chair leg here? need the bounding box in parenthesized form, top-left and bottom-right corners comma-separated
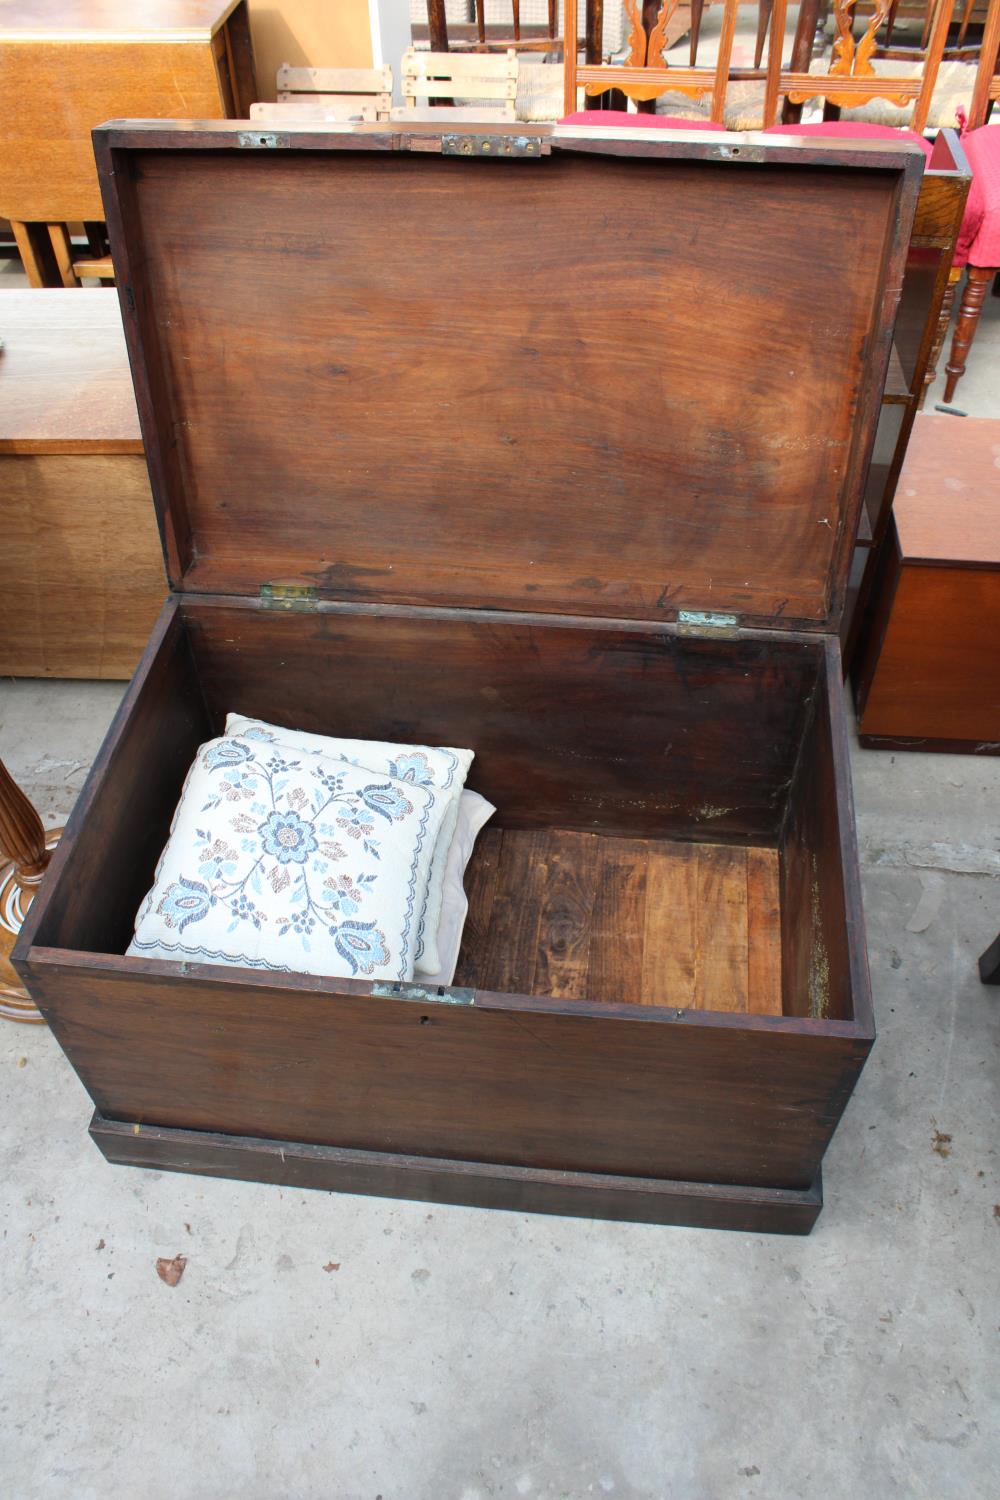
(921, 265, 961, 408)
(980, 929, 1000, 985)
(944, 266, 995, 402)
(691, 0, 706, 65)
(754, 0, 773, 69)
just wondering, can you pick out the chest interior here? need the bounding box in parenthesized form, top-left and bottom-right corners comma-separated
(31, 594, 847, 1022)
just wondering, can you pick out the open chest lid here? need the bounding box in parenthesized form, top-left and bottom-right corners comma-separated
(96, 121, 921, 633)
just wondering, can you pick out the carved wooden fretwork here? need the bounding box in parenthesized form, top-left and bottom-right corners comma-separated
(585, 0, 706, 102)
(788, 0, 911, 107)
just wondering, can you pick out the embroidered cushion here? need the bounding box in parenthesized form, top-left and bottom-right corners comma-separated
(224, 715, 473, 976)
(127, 734, 448, 982)
(417, 790, 496, 988)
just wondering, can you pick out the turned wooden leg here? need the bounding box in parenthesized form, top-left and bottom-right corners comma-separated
(980, 930, 1000, 985)
(0, 757, 61, 1025)
(921, 265, 961, 408)
(944, 266, 995, 402)
(0, 758, 51, 890)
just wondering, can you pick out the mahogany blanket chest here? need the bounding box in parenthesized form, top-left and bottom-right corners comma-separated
(14, 122, 922, 1233)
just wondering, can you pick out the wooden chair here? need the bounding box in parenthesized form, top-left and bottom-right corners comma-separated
(403, 46, 520, 117)
(563, 0, 987, 131)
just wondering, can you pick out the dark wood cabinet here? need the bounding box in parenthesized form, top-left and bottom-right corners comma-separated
(854, 413, 1000, 753)
(14, 123, 922, 1232)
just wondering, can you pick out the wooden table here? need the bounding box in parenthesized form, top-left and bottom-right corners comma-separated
(0, 0, 256, 285)
(854, 413, 1000, 753)
(0, 289, 165, 677)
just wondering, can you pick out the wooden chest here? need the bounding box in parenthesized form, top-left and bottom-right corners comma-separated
(14, 122, 922, 1233)
(854, 413, 1000, 754)
(0, 290, 165, 678)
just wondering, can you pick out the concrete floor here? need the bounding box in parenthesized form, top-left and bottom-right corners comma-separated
(3, 165, 1000, 1500)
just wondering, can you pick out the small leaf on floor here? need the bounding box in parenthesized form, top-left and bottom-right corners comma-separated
(156, 1254, 187, 1286)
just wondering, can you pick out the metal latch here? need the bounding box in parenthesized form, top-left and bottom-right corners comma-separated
(237, 131, 288, 149)
(676, 610, 740, 634)
(441, 134, 543, 158)
(372, 981, 475, 1006)
(259, 583, 319, 611)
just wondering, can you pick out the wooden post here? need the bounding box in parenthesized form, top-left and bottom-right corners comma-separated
(564, 0, 579, 115)
(427, 0, 449, 53)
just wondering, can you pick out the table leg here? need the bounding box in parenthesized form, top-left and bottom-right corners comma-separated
(10, 221, 62, 287)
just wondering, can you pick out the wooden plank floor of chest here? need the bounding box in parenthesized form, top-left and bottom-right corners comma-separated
(14, 122, 923, 1232)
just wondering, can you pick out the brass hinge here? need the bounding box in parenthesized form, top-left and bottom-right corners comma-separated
(237, 131, 289, 149)
(372, 981, 475, 1006)
(259, 583, 319, 611)
(676, 610, 740, 636)
(441, 133, 544, 158)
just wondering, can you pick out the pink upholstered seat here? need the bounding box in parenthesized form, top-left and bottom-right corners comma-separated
(954, 125, 1000, 268)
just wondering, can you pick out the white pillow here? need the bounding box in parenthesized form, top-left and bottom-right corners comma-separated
(417, 790, 496, 988)
(127, 733, 448, 982)
(224, 715, 473, 976)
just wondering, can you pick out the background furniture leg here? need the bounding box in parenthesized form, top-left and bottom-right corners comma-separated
(944, 266, 994, 401)
(781, 0, 821, 122)
(10, 221, 61, 287)
(980, 930, 1000, 984)
(921, 265, 961, 407)
(427, 0, 449, 52)
(0, 759, 61, 1024)
(47, 224, 79, 287)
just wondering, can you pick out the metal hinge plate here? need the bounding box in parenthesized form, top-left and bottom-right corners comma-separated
(237, 131, 288, 149)
(259, 583, 319, 611)
(372, 982, 475, 1006)
(676, 610, 740, 635)
(441, 133, 543, 159)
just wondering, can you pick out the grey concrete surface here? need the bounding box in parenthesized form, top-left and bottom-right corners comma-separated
(2, 674, 999, 1500)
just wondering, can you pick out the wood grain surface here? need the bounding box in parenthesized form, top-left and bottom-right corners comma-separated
(0, 290, 141, 452)
(0, 288, 165, 677)
(455, 830, 784, 1014)
(857, 556, 1000, 745)
(0, 3, 253, 222)
(99, 132, 915, 630)
(90, 1112, 825, 1232)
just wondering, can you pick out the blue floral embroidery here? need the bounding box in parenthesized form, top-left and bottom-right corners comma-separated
(334, 920, 389, 976)
(203, 741, 252, 771)
(259, 809, 319, 865)
(157, 876, 213, 932)
(360, 782, 413, 823)
(387, 752, 433, 787)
